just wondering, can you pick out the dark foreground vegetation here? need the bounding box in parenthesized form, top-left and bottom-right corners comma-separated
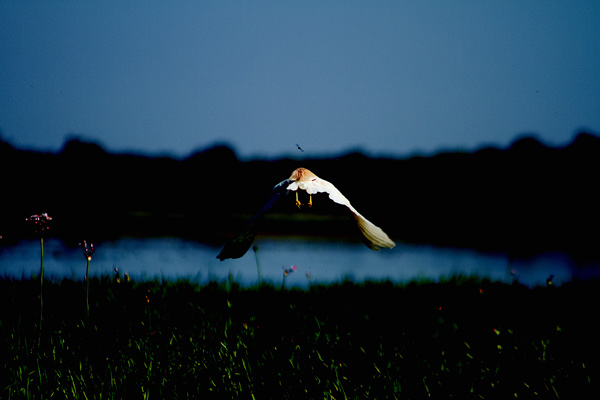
(1, 276, 598, 399)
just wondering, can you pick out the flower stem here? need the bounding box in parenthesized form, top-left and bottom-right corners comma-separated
(86, 258, 90, 316)
(253, 245, 262, 288)
(39, 237, 44, 341)
(281, 275, 287, 290)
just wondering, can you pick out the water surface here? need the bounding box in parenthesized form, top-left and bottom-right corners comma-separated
(1, 238, 598, 287)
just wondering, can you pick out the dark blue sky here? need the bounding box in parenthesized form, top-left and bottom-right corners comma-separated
(1, 1, 599, 159)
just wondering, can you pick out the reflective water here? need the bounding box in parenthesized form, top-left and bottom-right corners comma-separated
(1, 238, 599, 287)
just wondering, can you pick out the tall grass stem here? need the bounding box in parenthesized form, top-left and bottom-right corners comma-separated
(39, 237, 44, 343)
(253, 245, 262, 288)
(85, 258, 90, 316)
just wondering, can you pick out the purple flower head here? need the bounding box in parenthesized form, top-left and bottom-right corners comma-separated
(282, 265, 298, 276)
(79, 240, 95, 260)
(26, 213, 52, 234)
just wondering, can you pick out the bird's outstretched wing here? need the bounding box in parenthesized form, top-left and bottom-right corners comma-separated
(217, 179, 292, 260)
(292, 177, 396, 251)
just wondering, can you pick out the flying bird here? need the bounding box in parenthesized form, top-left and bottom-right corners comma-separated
(217, 167, 395, 260)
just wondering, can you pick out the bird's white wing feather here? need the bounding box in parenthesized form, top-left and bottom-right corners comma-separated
(303, 178, 396, 251)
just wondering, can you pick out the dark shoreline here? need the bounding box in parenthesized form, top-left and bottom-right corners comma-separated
(2, 131, 599, 261)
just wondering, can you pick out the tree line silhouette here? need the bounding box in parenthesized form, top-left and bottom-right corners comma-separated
(1, 132, 598, 260)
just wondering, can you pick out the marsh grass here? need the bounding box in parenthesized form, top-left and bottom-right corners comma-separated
(1, 276, 598, 399)
(79, 241, 95, 317)
(25, 213, 52, 347)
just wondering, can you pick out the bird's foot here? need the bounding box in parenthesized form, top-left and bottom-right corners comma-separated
(308, 195, 312, 207)
(295, 199, 302, 208)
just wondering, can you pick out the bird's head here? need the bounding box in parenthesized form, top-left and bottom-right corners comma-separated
(289, 167, 316, 182)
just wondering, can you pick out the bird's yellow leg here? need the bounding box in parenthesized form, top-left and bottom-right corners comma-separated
(308, 194, 312, 207)
(295, 191, 302, 208)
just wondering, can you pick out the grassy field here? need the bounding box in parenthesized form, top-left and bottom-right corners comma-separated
(1, 275, 597, 399)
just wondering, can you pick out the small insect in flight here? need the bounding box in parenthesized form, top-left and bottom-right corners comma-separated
(295, 144, 304, 152)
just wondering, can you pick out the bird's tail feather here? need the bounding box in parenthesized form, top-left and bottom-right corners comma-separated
(352, 213, 396, 251)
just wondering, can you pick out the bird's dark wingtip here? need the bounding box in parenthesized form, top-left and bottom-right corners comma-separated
(216, 246, 247, 261)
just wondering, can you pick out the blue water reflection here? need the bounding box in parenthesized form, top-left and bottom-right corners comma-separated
(1, 238, 598, 287)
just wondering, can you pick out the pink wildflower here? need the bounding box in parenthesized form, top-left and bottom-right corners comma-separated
(283, 265, 298, 276)
(26, 213, 52, 234)
(79, 240, 95, 260)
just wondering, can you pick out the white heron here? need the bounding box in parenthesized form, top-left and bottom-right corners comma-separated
(217, 167, 395, 260)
